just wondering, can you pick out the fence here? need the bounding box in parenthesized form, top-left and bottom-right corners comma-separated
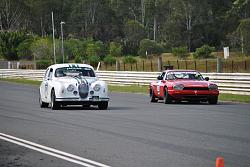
(0, 69, 250, 95)
(1, 58, 250, 73)
(98, 59, 250, 73)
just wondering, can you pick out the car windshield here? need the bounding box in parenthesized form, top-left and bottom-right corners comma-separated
(167, 71, 204, 80)
(55, 67, 95, 77)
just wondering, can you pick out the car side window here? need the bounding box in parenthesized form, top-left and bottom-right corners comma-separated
(166, 73, 174, 80)
(160, 72, 166, 80)
(44, 69, 49, 80)
(47, 68, 53, 79)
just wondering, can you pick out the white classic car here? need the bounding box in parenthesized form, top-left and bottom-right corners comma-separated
(39, 64, 109, 110)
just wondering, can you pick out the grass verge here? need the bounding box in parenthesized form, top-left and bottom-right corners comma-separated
(0, 78, 41, 86)
(1, 78, 249, 103)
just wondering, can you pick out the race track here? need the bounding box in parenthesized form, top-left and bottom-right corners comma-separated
(0, 81, 250, 167)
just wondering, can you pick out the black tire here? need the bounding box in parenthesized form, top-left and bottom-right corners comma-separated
(208, 96, 218, 104)
(39, 92, 49, 108)
(98, 102, 108, 110)
(51, 89, 60, 110)
(164, 87, 172, 104)
(82, 104, 90, 108)
(150, 88, 158, 103)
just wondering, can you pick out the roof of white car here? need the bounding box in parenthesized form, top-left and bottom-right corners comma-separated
(48, 63, 94, 69)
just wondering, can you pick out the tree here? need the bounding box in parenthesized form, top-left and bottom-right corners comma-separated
(124, 20, 146, 55)
(193, 45, 215, 59)
(17, 36, 36, 60)
(0, 31, 27, 60)
(236, 18, 250, 54)
(30, 38, 52, 60)
(109, 42, 122, 57)
(0, 0, 29, 31)
(138, 38, 163, 57)
(64, 38, 86, 60)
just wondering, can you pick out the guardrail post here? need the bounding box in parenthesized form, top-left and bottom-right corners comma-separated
(8, 61, 11, 69)
(116, 60, 120, 71)
(217, 58, 223, 73)
(158, 56, 162, 71)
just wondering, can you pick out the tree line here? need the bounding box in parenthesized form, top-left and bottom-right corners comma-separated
(0, 0, 250, 64)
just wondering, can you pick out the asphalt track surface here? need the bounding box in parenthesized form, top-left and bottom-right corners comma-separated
(0, 81, 250, 167)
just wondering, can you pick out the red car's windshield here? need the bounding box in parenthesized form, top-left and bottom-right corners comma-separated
(167, 71, 204, 80)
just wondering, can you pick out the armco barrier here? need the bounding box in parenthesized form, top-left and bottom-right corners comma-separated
(0, 69, 250, 95)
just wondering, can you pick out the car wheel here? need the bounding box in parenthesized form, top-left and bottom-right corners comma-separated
(39, 92, 48, 108)
(208, 96, 218, 104)
(51, 89, 60, 110)
(164, 87, 172, 104)
(150, 88, 158, 103)
(98, 102, 108, 110)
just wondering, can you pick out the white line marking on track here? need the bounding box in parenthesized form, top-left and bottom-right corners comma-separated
(0, 133, 111, 167)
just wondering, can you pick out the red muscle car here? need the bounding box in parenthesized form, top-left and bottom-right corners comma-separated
(149, 70, 219, 104)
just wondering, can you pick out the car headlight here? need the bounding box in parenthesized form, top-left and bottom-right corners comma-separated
(93, 84, 101, 91)
(208, 84, 218, 90)
(173, 84, 184, 90)
(67, 84, 75, 92)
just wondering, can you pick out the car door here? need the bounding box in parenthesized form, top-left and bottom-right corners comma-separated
(45, 68, 53, 99)
(40, 68, 49, 101)
(155, 72, 166, 97)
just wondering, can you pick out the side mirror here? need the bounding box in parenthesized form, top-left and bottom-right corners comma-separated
(157, 76, 163, 80)
(205, 77, 209, 81)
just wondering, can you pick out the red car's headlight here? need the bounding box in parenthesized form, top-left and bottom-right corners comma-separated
(173, 84, 184, 90)
(208, 84, 218, 90)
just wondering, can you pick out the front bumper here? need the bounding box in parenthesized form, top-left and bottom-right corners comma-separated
(56, 97, 109, 102)
(168, 90, 219, 101)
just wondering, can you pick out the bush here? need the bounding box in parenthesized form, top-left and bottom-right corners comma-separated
(88, 55, 100, 66)
(74, 55, 82, 63)
(123, 56, 137, 64)
(110, 42, 122, 57)
(193, 45, 215, 59)
(64, 38, 86, 60)
(103, 55, 116, 64)
(17, 38, 35, 60)
(172, 47, 189, 59)
(0, 31, 27, 60)
(36, 59, 51, 69)
(138, 39, 164, 57)
(30, 38, 52, 60)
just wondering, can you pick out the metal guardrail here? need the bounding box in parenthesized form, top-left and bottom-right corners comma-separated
(0, 69, 250, 95)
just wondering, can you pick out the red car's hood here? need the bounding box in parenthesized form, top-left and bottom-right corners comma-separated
(173, 80, 210, 87)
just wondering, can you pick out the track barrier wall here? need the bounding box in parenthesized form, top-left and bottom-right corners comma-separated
(0, 69, 250, 95)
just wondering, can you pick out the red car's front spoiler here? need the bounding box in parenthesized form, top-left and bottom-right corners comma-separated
(168, 90, 219, 101)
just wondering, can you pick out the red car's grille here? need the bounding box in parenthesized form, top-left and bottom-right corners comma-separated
(183, 87, 209, 90)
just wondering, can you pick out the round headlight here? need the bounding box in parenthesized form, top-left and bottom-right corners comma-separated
(67, 84, 75, 92)
(173, 84, 184, 90)
(93, 84, 101, 91)
(208, 84, 218, 90)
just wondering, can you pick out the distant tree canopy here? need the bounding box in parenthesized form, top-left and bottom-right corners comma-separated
(0, 0, 250, 61)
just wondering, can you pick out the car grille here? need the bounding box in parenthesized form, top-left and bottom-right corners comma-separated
(78, 83, 89, 98)
(183, 87, 209, 90)
(183, 95, 208, 100)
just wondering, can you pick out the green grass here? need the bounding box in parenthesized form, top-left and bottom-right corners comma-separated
(1, 78, 249, 103)
(0, 78, 41, 86)
(218, 93, 250, 103)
